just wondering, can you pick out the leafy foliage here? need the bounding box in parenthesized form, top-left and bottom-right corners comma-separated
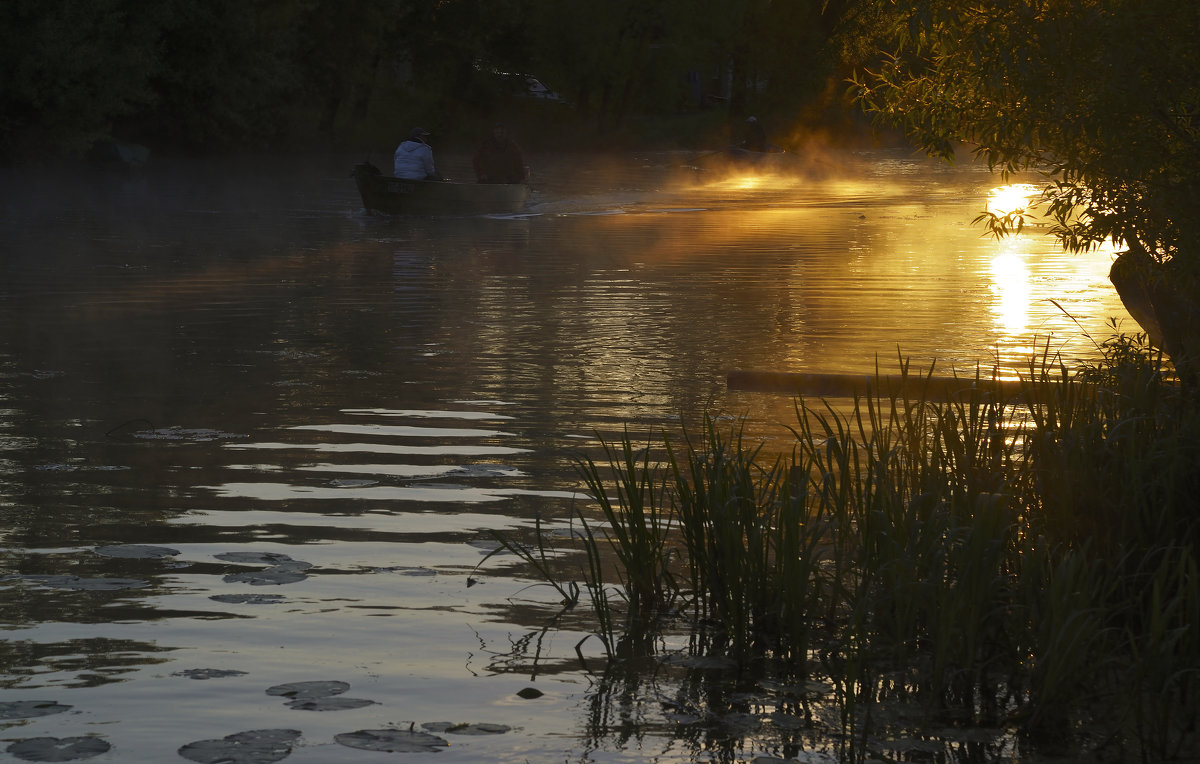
(1, 0, 867, 160)
(498, 358, 1200, 759)
(855, 0, 1200, 272)
(0, 0, 160, 157)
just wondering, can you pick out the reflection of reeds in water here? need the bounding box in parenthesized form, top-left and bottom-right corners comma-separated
(493, 336, 1200, 761)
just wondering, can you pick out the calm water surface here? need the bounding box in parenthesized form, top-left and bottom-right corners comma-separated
(0, 150, 1130, 762)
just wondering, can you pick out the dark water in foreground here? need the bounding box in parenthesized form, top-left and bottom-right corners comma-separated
(0, 151, 1129, 762)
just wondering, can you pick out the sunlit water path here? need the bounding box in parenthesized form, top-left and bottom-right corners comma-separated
(0, 150, 1130, 762)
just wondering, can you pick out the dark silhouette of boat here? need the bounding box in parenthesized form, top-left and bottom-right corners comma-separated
(353, 162, 529, 215)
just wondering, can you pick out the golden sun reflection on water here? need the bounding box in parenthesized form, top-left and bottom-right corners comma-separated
(987, 182, 1041, 217)
(983, 230, 1127, 374)
(989, 238, 1033, 334)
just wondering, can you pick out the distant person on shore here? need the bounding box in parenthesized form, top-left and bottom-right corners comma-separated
(473, 124, 527, 184)
(740, 116, 768, 153)
(394, 127, 443, 180)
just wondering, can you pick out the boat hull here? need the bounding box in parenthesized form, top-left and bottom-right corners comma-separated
(353, 163, 529, 215)
(688, 147, 801, 175)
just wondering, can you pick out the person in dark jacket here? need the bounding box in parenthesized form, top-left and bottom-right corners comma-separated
(473, 125, 527, 184)
(740, 116, 768, 153)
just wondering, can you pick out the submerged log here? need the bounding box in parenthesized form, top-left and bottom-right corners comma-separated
(727, 370, 1032, 401)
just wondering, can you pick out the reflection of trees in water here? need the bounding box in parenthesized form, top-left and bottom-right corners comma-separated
(0, 637, 171, 691)
(573, 648, 1025, 763)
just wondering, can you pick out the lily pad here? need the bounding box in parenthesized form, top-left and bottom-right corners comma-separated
(751, 754, 840, 764)
(710, 710, 761, 734)
(657, 653, 737, 670)
(0, 701, 71, 720)
(132, 427, 247, 442)
(173, 668, 249, 680)
(422, 721, 511, 735)
(210, 593, 286, 605)
(465, 540, 506, 553)
(765, 710, 808, 730)
(266, 681, 348, 700)
(223, 568, 308, 586)
(34, 463, 128, 473)
(93, 544, 180, 559)
(757, 678, 833, 700)
(6, 736, 110, 762)
(285, 697, 375, 711)
(334, 729, 448, 753)
(373, 566, 437, 576)
(662, 708, 703, 725)
(178, 729, 301, 764)
(214, 552, 304, 566)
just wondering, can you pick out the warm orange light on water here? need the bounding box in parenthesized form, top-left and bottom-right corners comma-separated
(729, 175, 765, 191)
(987, 183, 1040, 217)
(989, 238, 1033, 334)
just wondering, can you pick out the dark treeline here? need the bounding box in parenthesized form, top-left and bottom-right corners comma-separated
(0, 0, 884, 163)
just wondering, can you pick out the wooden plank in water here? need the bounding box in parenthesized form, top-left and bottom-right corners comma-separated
(727, 370, 1030, 401)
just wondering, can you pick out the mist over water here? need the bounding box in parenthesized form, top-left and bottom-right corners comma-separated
(0, 150, 1130, 761)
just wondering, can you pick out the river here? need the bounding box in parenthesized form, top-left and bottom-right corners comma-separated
(0, 149, 1130, 763)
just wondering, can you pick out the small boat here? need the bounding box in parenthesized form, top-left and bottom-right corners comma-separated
(353, 162, 529, 215)
(686, 145, 800, 175)
(87, 139, 150, 173)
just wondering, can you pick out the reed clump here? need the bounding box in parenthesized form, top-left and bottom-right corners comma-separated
(501, 338, 1200, 760)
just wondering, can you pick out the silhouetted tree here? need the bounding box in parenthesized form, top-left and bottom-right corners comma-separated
(143, 0, 300, 149)
(856, 0, 1200, 382)
(0, 0, 868, 159)
(0, 0, 161, 160)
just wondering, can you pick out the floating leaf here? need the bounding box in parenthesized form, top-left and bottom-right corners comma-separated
(710, 711, 760, 735)
(178, 729, 300, 764)
(328, 479, 378, 488)
(132, 427, 246, 442)
(0, 701, 71, 720)
(453, 464, 522, 477)
(6, 736, 110, 762)
(93, 544, 180, 559)
(373, 566, 437, 576)
(751, 753, 839, 764)
(173, 668, 248, 680)
(334, 729, 448, 753)
(757, 679, 833, 700)
(662, 709, 703, 725)
(223, 568, 308, 586)
(465, 540, 506, 553)
(422, 721, 510, 735)
(285, 697, 375, 712)
(765, 711, 807, 730)
(210, 593, 286, 605)
(265, 681, 348, 700)
(657, 653, 737, 670)
(214, 552, 303, 566)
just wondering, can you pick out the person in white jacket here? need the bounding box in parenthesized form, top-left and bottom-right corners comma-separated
(393, 127, 443, 180)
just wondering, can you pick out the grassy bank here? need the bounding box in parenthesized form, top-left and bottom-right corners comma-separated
(494, 335, 1200, 761)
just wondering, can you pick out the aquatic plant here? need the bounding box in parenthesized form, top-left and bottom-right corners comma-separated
(494, 345, 1200, 760)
